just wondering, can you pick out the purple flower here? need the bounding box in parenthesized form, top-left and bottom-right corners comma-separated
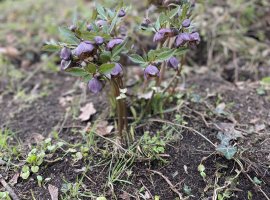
(69, 25, 77, 32)
(107, 38, 124, 50)
(189, 32, 200, 43)
(86, 24, 93, 31)
(96, 20, 107, 27)
(60, 60, 72, 71)
(60, 47, 72, 60)
(118, 9, 126, 17)
(111, 63, 123, 77)
(167, 57, 179, 70)
(94, 36, 104, 45)
(175, 33, 190, 47)
(74, 41, 95, 58)
(182, 19, 191, 28)
(144, 65, 159, 79)
(88, 78, 103, 94)
(153, 28, 174, 42)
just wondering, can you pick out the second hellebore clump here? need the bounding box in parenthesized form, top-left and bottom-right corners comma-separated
(44, 1, 200, 145)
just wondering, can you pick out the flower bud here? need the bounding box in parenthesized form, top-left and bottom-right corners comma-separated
(175, 32, 190, 47)
(88, 77, 103, 94)
(153, 28, 176, 42)
(182, 19, 191, 28)
(74, 41, 95, 59)
(60, 47, 72, 61)
(94, 36, 104, 45)
(86, 24, 93, 31)
(69, 25, 77, 32)
(60, 59, 72, 71)
(118, 9, 126, 17)
(111, 63, 123, 77)
(96, 20, 107, 27)
(189, 32, 200, 43)
(144, 65, 159, 79)
(107, 38, 124, 50)
(167, 57, 179, 70)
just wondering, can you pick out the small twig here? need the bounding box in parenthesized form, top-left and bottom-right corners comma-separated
(149, 170, 185, 199)
(0, 173, 20, 200)
(149, 118, 216, 147)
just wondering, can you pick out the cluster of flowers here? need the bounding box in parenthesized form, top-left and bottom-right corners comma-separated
(144, 18, 200, 79)
(59, 10, 127, 94)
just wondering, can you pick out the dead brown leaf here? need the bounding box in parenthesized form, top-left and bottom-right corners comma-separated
(215, 123, 244, 139)
(95, 121, 114, 136)
(78, 103, 96, 121)
(0, 47, 20, 57)
(48, 184, 59, 200)
(9, 173, 19, 186)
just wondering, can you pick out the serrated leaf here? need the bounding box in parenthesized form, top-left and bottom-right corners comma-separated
(216, 144, 237, 160)
(168, 5, 180, 19)
(65, 67, 88, 77)
(129, 54, 146, 64)
(42, 44, 61, 52)
(100, 51, 112, 63)
(84, 63, 96, 74)
(59, 27, 80, 44)
(96, 4, 107, 20)
(112, 40, 127, 58)
(99, 63, 115, 74)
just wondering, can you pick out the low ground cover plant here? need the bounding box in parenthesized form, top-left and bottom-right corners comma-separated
(43, 1, 200, 146)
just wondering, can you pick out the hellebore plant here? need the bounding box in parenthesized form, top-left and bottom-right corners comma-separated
(43, 1, 200, 146)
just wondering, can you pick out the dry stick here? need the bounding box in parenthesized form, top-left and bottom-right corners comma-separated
(149, 170, 185, 200)
(149, 118, 216, 147)
(234, 158, 270, 200)
(0, 174, 20, 200)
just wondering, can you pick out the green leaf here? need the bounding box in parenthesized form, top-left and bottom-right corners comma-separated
(168, 5, 180, 19)
(31, 166, 39, 173)
(65, 67, 88, 77)
(84, 63, 96, 74)
(112, 40, 127, 58)
(99, 63, 115, 74)
(156, 48, 176, 62)
(261, 77, 270, 85)
(22, 165, 29, 172)
(77, 30, 111, 41)
(216, 144, 237, 160)
(100, 51, 112, 63)
(42, 44, 61, 52)
(20, 171, 30, 180)
(96, 4, 107, 20)
(129, 54, 146, 64)
(59, 27, 80, 44)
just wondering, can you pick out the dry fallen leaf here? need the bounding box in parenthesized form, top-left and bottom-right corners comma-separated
(215, 123, 244, 139)
(0, 46, 20, 57)
(59, 96, 73, 107)
(48, 184, 59, 200)
(9, 173, 19, 186)
(95, 121, 114, 136)
(79, 103, 97, 121)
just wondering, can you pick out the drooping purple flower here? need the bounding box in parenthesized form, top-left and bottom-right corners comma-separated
(60, 47, 72, 61)
(96, 20, 107, 27)
(175, 32, 190, 47)
(94, 36, 104, 45)
(60, 59, 72, 71)
(86, 24, 93, 31)
(118, 9, 126, 17)
(74, 41, 95, 58)
(111, 63, 123, 77)
(88, 77, 103, 94)
(69, 25, 77, 32)
(182, 19, 191, 28)
(153, 28, 175, 42)
(189, 32, 200, 43)
(167, 57, 179, 70)
(144, 65, 159, 79)
(107, 38, 124, 50)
